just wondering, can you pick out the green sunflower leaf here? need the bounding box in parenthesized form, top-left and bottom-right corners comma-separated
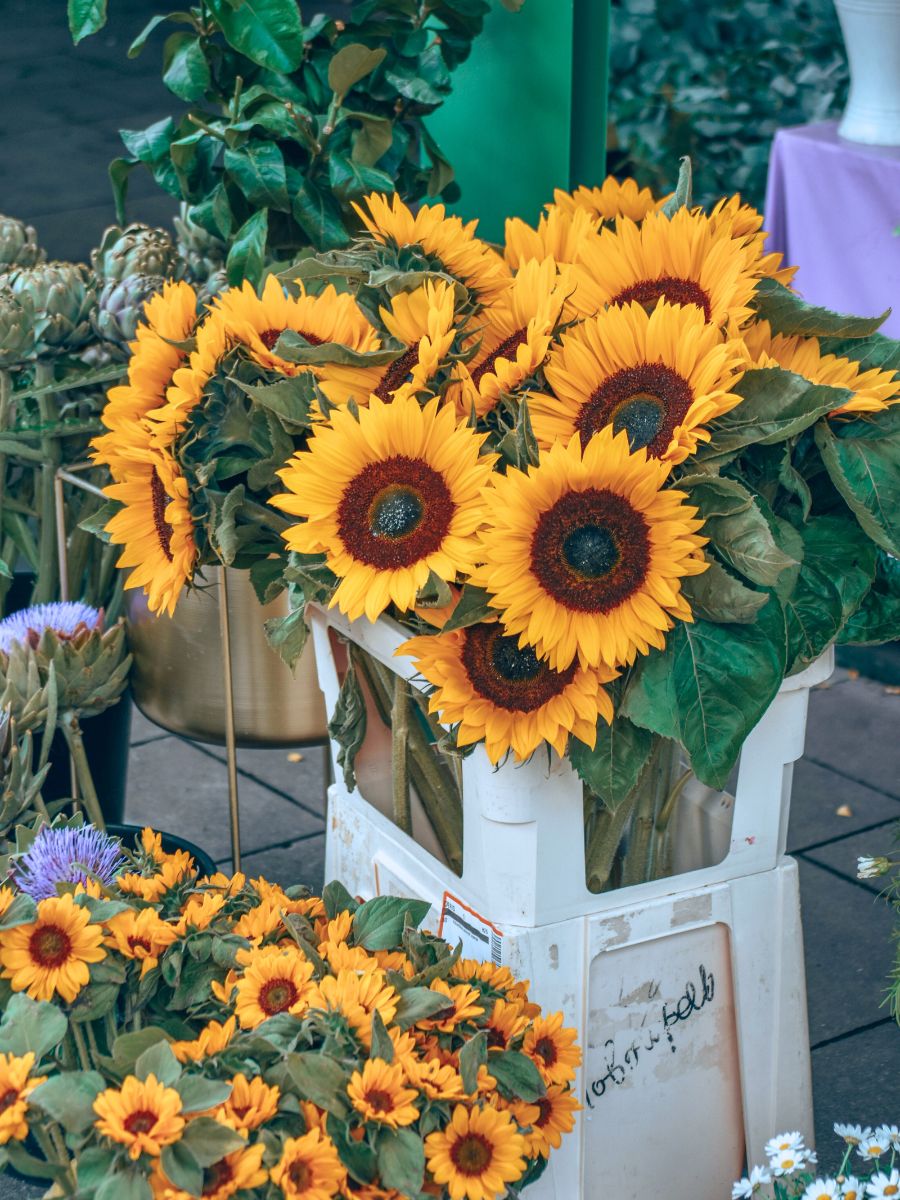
(704, 368, 850, 454)
(353, 896, 432, 950)
(814, 407, 900, 556)
(489, 1050, 546, 1102)
(441, 585, 494, 632)
(569, 714, 653, 810)
(704, 496, 798, 588)
(839, 551, 900, 646)
(29, 1072, 105, 1134)
(751, 278, 889, 339)
(681, 559, 769, 625)
(377, 1127, 425, 1196)
(327, 660, 367, 791)
(285, 1052, 351, 1116)
(0, 994, 67, 1059)
(458, 1030, 488, 1095)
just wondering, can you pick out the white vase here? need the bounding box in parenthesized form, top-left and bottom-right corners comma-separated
(835, 0, 900, 145)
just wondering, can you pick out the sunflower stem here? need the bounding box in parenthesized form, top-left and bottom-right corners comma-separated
(60, 713, 106, 831)
(391, 674, 412, 835)
(84, 1018, 102, 1067)
(69, 1023, 92, 1072)
(585, 790, 638, 892)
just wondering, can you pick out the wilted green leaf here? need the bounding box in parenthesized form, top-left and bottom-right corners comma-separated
(264, 607, 309, 672)
(328, 44, 388, 97)
(328, 661, 367, 791)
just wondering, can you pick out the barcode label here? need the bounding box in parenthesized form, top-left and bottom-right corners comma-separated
(438, 892, 503, 966)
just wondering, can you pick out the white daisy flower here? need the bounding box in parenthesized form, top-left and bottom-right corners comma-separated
(767, 1131, 808, 1158)
(771, 1149, 807, 1176)
(856, 856, 890, 879)
(858, 1133, 891, 1160)
(865, 1168, 900, 1198)
(842, 1175, 864, 1200)
(803, 1179, 841, 1199)
(875, 1126, 900, 1152)
(733, 1165, 773, 1197)
(835, 1125, 873, 1146)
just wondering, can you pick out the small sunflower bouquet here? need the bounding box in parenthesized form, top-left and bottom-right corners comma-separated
(0, 822, 580, 1199)
(94, 163, 900, 886)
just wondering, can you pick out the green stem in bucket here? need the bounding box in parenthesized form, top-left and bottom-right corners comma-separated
(33, 361, 60, 604)
(59, 712, 105, 831)
(391, 674, 412, 835)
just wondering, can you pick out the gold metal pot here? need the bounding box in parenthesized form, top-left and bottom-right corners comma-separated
(124, 568, 328, 748)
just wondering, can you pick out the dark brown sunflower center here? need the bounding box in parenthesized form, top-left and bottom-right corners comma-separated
(364, 1088, 394, 1113)
(612, 276, 712, 322)
(535, 1098, 552, 1127)
(577, 363, 694, 456)
(288, 1160, 312, 1189)
(202, 1159, 234, 1195)
(150, 467, 174, 563)
(260, 328, 323, 351)
(337, 456, 453, 570)
(127, 936, 153, 954)
(29, 924, 72, 968)
(461, 624, 576, 715)
(531, 488, 651, 614)
(259, 977, 298, 1014)
(470, 328, 529, 387)
(374, 342, 421, 402)
(230, 1104, 250, 1119)
(0, 1088, 20, 1113)
(123, 1109, 158, 1135)
(451, 1132, 494, 1176)
(487, 1026, 508, 1049)
(534, 1036, 558, 1067)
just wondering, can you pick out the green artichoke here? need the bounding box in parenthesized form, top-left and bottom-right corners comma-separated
(174, 203, 226, 285)
(0, 709, 47, 844)
(197, 267, 228, 308)
(0, 215, 44, 271)
(93, 273, 166, 347)
(0, 286, 36, 365)
(92, 222, 179, 283)
(8, 261, 97, 355)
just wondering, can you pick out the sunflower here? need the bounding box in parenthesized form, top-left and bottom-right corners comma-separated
(106, 908, 179, 977)
(216, 1073, 281, 1134)
(354, 193, 511, 302)
(153, 1144, 268, 1200)
(532, 300, 746, 462)
(93, 1073, 185, 1160)
(571, 208, 760, 327)
(417, 979, 485, 1033)
(452, 960, 523, 997)
(473, 429, 708, 670)
(0, 887, 14, 921)
(522, 1012, 582, 1086)
(318, 279, 458, 407)
(520, 1086, 580, 1157)
(271, 394, 496, 621)
(503, 205, 598, 273)
(232, 946, 317, 1029)
(0, 1052, 47, 1145)
(92, 280, 198, 479)
(271, 1128, 347, 1200)
(116, 851, 193, 902)
(551, 176, 663, 223)
(231, 898, 286, 945)
(213, 276, 379, 378)
(146, 309, 231, 447)
(742, 319, 900, 416)
(707, 195, 796, 286)
(403, 1056, 465, 1101)
(174, 892, 227, 936)
(425, 1103, 527, 1200)
(485, 998, 530, 1052)
(103, 446, 197, 617)
(0, 893, 105, 1003)
(399, 621, 615, 764)
(321, 940, 372, 973)
(170, 1016, 236, 1064)
(347, 1058, 420, 1128)
(446, 257, 570, 418)
(311, 967, 399, 1046)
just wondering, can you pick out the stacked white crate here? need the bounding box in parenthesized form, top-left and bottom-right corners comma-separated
(311, 607, 832, 1200)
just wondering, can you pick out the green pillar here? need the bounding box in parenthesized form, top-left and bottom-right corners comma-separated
(426, 0, 610, 242)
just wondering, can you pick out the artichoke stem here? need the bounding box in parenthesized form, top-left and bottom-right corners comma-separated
(60, 712, 105, 831)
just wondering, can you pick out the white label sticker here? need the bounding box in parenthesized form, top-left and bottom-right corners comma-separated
(438, 892, 503, 965)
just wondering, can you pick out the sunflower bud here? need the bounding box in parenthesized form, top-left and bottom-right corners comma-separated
(0, 214, 44, 271)
(8, 261, 97, 355)
(0, 286, 36, 365)
(92, 222, 179, 284)
(94, 273, 166, 348)
(173, 204, 226, 285)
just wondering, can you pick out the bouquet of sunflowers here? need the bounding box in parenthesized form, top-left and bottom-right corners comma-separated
(0, 821, 579, 1199)
(93, 163, 900, 886)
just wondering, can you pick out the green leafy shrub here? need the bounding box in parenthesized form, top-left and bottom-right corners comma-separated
(608, 0, 849, 208)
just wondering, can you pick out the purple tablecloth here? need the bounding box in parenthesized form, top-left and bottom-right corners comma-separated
(764, 121, 900, 338)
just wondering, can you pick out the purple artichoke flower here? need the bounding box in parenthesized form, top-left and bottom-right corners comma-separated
(14, 823, 126, 900)
(0, 601, 102, 653)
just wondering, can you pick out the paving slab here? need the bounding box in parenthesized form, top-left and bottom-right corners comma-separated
(788, 758, 900, 853)
(811, 1021, 900, 1158)
(804, 826, 899, 896)
(805, 677, 900, 799)
(239, 832, 327, 893)
(197, 742, 330, 823)
(797, 857, 897, 1044)
(124, 736, 323, 866)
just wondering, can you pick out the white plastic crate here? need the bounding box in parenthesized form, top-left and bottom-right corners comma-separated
(310, 607, 832, 1199)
